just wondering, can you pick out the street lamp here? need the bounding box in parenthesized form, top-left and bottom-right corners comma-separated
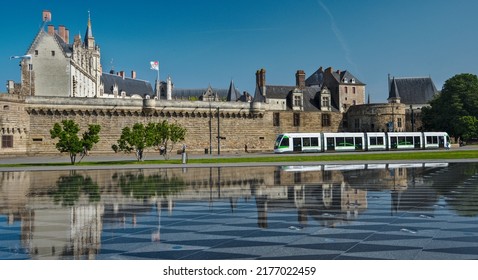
(209, 101, 212, 155)
(410, 105, 415, 132)
(217, 107, 220, 155)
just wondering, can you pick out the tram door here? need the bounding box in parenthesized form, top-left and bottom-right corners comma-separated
(438, 136, 445, 148)
(293, 138, 302, 152)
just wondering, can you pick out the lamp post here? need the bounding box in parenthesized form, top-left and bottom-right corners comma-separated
(209, 101, 212, 155)
(410, 105, 415, 132)
(217, 107, 220, 155)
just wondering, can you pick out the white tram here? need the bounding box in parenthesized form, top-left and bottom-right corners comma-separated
(274, 131, 450, 153)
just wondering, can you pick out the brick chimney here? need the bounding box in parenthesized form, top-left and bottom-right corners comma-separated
(47, 25, 55, 36)
(131, 71, 136, 79)
(119, 71, 125, 79)
(296, 70, 306, 89)
(58, 25, 66, 43)
(65, 28, 69, 44)
(256, 68, 266, 87)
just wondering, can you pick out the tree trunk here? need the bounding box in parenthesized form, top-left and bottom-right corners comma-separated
(69, 153, 76, 165)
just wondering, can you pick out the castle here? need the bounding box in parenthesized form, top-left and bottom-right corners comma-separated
(0, 10, 438, 156)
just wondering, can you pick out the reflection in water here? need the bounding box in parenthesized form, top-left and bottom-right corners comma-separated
(1, 162, 478, 259)
(49, 172, 100, 206)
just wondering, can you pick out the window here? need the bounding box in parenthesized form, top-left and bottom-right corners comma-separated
(51, 51, 55, 56)
(273, 112, 280, 126)
(303, 137, 311, 147)
(34, 50, 39, 55)
(3, 105, 9, 110)
(353, 87, 356, 94)
(2, 135, 13, 148)
(397, 118, 402, 128)
(322, 96, 330, 108)
(322, 114, 331, 127)
(311, 137, 319, 146)
(293, 96, 301, 107)
(293, 113, 300, 127)
(345, 87, 348, 94)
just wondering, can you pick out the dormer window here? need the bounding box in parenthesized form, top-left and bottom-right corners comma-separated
(351, 78, 356, 83)
(343, 78, 348, 83)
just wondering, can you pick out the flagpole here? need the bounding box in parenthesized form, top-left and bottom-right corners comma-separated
(157, 65, 160, 99)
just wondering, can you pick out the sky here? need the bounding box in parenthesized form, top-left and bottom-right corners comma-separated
(1, 0, 478, 102)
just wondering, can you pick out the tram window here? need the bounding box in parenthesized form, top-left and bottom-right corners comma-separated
(311, 137, 319, 146)
(377, 137, 384, 145)
(327, 137, 335, 149)
(303, 137, 311, 147)
(414, 136, 421, 144)
(355, 137, 363, 149)
(336, 137, 345, 146)
(370, 137, 376, 145)
(398, 136, 406, 145)
(406, 136, 413, 144)
(345, 137, 354, 146)
(281, 137, 289, 147)
(391, 137, 398, 148)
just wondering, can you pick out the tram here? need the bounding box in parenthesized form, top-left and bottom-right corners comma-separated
(273, 131, 450, 153)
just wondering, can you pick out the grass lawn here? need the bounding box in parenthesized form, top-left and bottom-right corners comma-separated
(1, 150, 478, 167)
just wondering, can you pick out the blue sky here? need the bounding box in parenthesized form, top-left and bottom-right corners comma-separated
(1, 0, 477, 102)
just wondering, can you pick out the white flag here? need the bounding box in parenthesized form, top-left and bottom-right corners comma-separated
(150, 61, 159, 71)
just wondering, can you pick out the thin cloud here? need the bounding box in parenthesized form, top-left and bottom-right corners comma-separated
(317, 0, 358, 73)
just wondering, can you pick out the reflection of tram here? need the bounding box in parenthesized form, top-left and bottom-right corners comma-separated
(274, 131, 450, 153)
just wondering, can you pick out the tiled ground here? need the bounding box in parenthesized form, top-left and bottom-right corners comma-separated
(1, 163, 478, 260)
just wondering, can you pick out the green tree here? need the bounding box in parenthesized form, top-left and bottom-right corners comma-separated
(50, 120, 101, 164)
(117, 123, 151, 161)
(148, 121, 187, 159)
(116, 121, 187, 161)
(422, 73, 478, 141)
(168, 122, 187, 154)
(457, 116, 478, 142)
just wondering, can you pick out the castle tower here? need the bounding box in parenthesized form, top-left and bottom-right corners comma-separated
(84, 11, 95, 50)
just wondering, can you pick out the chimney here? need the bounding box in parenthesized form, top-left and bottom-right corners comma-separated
(119, 71, 125, 79)
(58, 25, 66, 43)
(65, 28, 69, 44)
(256, 68, 266, 87)
(296, 70, 306, 89)
(326, 67, 333, 74)
(131, 70, 136, 79)
(42, 10, 51, 23)
(47, 25, 55, 36)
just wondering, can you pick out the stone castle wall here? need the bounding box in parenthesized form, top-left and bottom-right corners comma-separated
(1, 96, 344, 156)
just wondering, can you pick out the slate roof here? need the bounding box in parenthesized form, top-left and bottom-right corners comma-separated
(305, 68, 365, 86)
(256, 85, 338, 112)
(388, 77, 438, 105)
(171, 88, 229, 100)
(226, 80, 241, 102)
(305, 69, 324, 86)
(101, 73, 154, 97)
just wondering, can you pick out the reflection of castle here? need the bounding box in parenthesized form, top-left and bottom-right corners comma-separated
(0, 163, 452, 259)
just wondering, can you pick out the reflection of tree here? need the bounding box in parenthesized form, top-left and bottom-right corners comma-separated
(446, 185, 478, 216)
(431, 163, 478, 216)
(49, 173, 100, 206)
(117, 173, 185, 200)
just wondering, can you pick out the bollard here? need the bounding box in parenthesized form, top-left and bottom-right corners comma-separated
(182, 152, 187, 164)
